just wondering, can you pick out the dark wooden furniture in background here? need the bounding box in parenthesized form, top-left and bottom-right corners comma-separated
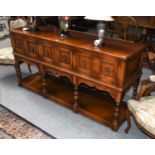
(108, 16, 155, 72)
(129, 16, 155, 71)
(113, 16, 138, 42)
(35, 16, 95, 32)
(10, 28, 145, 131)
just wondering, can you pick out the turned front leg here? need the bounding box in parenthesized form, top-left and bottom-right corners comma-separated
(112, 103, 120, 131)
(14, 62, 22, 87)
(42, 71, 48, 98)
(73, 85, 79, 113)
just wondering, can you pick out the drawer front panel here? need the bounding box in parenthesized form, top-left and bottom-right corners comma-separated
(102, 61, 117, 78)
(24, 38, 38, 58)
(12, 36, 25, 54)
(39, 41, 55, 64)
(56, 45, 73, 70)
(77, 51, 118, 85)
(77, 53, 92, 74)
(93, 57, 118, 85)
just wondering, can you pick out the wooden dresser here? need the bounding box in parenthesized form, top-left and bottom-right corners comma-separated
(10, 28, 145, 131)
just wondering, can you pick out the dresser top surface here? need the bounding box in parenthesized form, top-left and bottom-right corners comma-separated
(10, 28, 145, 60)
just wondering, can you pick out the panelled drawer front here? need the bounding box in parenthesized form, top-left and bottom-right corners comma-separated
(39, 41, 55, 64)
(93, 57, 118, 85)
(12, 36, 25, 54)
(76, 50, 118, 85)
(76, 50, 118, 86)
(56, 44, 73, 70)
(77, 52, 92, 74)
(24, 37, 38, 58)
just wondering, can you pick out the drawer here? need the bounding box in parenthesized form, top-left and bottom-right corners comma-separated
(55, 44, 74, 70)
(24, 37, 38, 59)
(93, 57, 118, 85)
(38, 40, 55, 64)
(77, 52, 92, 74)
(11, 36, 25, 54)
